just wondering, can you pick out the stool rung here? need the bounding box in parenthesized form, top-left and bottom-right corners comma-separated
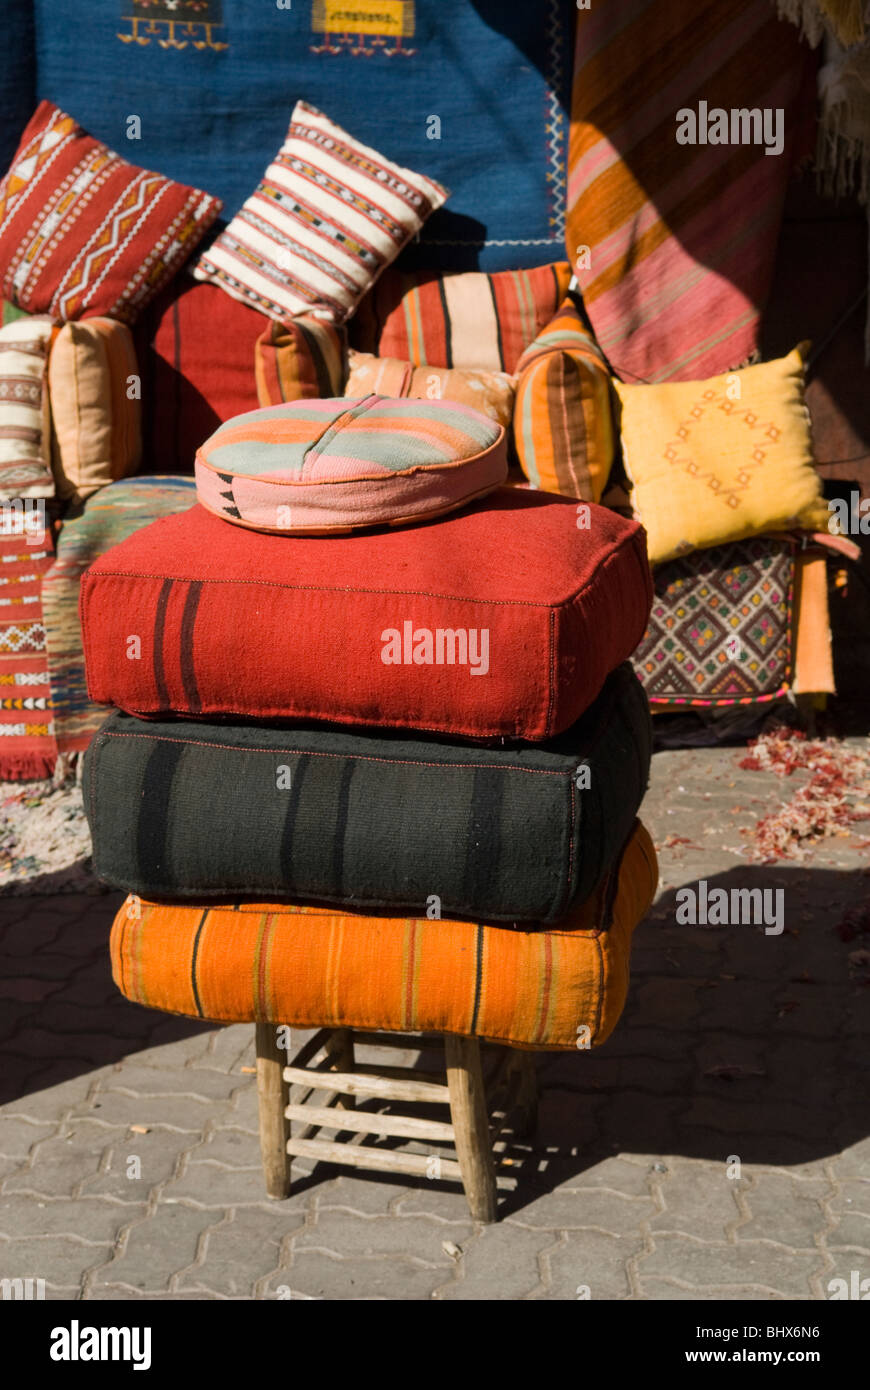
(283, 1065, 448, 1105)
(286, 1135, 463, 1180)
(284, 1101, 455, 1143)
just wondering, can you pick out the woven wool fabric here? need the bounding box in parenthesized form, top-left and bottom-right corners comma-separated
(0, 526, 56, 779)
(84, 663, 651, 919)
(133, 277, 268, 475)
(192, 101, 448, 326)
(195, 395, 508, 534)
(0, 101, 221, 324)
(513, 297, 615, 503)
(566, 0, 812, 383)
(48, 318, 141, 502)
(109, 820, 658, 1051)
(345, 351, 515, 433)
(255, 317, 346, 407)
(80, 488, 653, 741)
(16, 2, 575, 275)
(632, 536, 795, 706)
(615, 348, 830, 565)
(351, 263, 573, 375)
(0, 316, 54, 500)
(42, 478, 196, 762)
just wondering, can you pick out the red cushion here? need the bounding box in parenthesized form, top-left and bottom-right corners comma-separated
(134, 277, 269, 472)
(81, 490, 652, 740)
(0, 102, 221, 323)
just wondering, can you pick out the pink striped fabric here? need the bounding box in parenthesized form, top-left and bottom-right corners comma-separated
(565, 0, 813, 383)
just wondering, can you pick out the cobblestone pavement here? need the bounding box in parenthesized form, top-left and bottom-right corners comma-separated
(1, 741, 868, 1301)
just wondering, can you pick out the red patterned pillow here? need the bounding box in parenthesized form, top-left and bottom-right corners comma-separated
(0, 101, 221, 324)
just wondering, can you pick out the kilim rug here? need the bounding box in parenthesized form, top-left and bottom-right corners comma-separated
(43, 476, 196, 764)
(0, 529, 57, 779)
(632, 536, 795, 706)
(566, 0, 814, 383)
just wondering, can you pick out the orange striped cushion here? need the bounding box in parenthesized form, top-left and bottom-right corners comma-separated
(351, 263, 572, 375)
(513, 298, 615, 503)
(254, 316, 347, 406)
(110, 821, 658, 1051)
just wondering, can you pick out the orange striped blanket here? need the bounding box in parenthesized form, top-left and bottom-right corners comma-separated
(567, 0, 813, 383)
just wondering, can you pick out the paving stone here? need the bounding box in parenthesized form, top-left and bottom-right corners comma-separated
(2, 1130, 113, 1198)
(263, 1250, 447, 1300)
(544, 1228, 643, 1299)
(819, 1254, 870, 1299)
(0, 1114, 58, 1159)
(639, 1276, 786, 1301)
(315, 1174, 415, 1217)
(439, 1223, 556, 1300)
(738, 1172, 830, 1249)
(834, 1138, 870, 1180)
(189, 1024, 255, 1072)
(85, 1285, 220, 1300)
(649, 1162, 744, 1241)
(175, 1207, 308, 1296)
(2, 1073, 106, 1123)
(0, 1194, 140, 1243)
(295, 1210, 470, 1267)
(68, 1090, 220, 1133)
(508, 1186, 654, 1234)
(0, 1235, 111, 1289)
(92, 1204, 223, 1291)
(824, 1181, 870, 1251)
(162, 1160, 277, 1209)
(559, 1156, 654, 1199)
(101, 1063, 248, 1103)
(182, 1127, 261, 1168)
(637, 1236, 821, 1297)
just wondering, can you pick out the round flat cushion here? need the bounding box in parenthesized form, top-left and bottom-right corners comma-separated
(194, 394, 508, 534)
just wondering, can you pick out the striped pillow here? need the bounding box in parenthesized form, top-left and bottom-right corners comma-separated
(194, 395, 507, 534)
(193, 101, 448, 326)
(513, 297, 616, 503)
(0, 316, 54, 500)
(351, 262, 572, 374)
(255, 316, 347, 406)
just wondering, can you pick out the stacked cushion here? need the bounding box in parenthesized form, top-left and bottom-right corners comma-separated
(83, 663, 651, 920)
(193, 395, 508, 534)
(80, 489, 652, 740)
(109, 820, 658, 1051)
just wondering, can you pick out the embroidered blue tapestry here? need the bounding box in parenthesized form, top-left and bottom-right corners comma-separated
(0, 0, 574, 272)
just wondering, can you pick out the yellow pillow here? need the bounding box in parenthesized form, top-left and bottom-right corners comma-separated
(614, 347, 829, 565)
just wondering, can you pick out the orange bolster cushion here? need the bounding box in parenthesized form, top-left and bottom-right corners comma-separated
(110, 821, 658, 1051)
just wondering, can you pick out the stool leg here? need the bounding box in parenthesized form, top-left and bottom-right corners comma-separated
(508, 1048, 538, 1138)
(444, 1034, 498, 1223)
(325, 1028, 355, 1110)
(256, 1022, 291, 1200)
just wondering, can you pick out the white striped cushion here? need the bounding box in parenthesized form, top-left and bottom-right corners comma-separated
(0, 317, 54, 501)
(192, 101, 449, 326)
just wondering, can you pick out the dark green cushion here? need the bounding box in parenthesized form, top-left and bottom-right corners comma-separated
(83, 663, 651, 923)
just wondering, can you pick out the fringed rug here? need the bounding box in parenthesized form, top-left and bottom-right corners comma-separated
(0, 530, 57, 780)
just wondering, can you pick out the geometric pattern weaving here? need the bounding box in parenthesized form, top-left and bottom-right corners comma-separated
(632, 536, 794, 706)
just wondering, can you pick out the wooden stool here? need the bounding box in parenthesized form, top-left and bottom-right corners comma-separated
(255, 1024, 538, 1222)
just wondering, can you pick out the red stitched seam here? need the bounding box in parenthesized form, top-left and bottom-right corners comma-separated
(95, 729, 575, 776)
